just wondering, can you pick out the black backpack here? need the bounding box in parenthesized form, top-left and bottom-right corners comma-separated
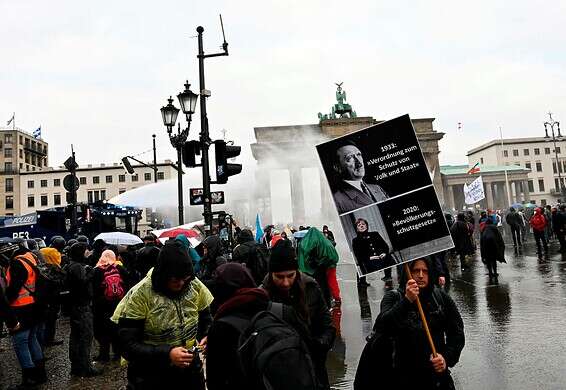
(217, 302, 321, 390)
(19, 255, 66, 305)
(247, 243, 269, 285)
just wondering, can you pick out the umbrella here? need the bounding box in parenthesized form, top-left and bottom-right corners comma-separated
(510, 202, 523, 209)
(525, 203, 537, 208)
(293, 230, 309, 239)
(158, 228, 200, 239)
(94, 232, 143, 246)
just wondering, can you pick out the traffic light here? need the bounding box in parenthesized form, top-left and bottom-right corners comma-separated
(214, 140, 242, 184)
(182, 140, 201, 168)
(121, 157, 135, 175)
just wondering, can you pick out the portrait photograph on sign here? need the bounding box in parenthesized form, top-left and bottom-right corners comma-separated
(316, 114, 433, 215)
(339, 204, 399, 277)
(318, 114, 454, 276)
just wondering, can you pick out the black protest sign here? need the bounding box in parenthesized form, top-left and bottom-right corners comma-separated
(378, 186, 450, 252)
(317, 114, 453, 277)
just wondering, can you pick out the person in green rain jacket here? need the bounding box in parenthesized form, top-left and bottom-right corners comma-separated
(298, 227, 340, 306)
(112, 240, 213, 389)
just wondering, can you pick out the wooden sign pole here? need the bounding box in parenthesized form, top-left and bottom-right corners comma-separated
(403, 262, 437, 357)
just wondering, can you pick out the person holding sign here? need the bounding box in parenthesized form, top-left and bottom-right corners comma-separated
(374, 258, 465, 389)
(331, 141, 388, 214)
(352, 218, 393, 282)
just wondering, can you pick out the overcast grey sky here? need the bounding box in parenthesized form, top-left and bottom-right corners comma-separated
(2, 0, 565, 171)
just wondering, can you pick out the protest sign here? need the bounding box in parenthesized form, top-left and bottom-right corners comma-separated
(317, 114, 454, 277)
(464, 176, 485, 204)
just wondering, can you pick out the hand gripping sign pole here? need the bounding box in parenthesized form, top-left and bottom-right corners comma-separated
(395, 253, 437, 357)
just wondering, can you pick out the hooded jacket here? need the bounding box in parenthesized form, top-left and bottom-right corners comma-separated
(65, 242, 94, 307)
(175, 234, 202, 273)
(376, 258, 465, 388)
(112, 240, 213, 388)
(198, 235, 227, 286)
(530, 208, 547, 232)
(232, 229, 256, 263)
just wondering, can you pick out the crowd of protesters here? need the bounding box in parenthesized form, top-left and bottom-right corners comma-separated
(20, 202, 561, 389)
(5, 201, 565, 389)
(0, 223, 347, 389)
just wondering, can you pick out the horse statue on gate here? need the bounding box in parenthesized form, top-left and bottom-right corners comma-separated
(318, 82, 357, 122)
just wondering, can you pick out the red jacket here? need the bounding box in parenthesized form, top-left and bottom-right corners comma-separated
(530, 210, 547, 232)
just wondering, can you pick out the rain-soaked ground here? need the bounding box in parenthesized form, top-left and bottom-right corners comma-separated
(2, 235, 566, 389)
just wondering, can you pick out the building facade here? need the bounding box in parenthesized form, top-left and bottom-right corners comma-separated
(440, 164, 530, 211)
(0, 126, 49, 216)
(15, 161, 177, 216)
(467, 137, 566, 205)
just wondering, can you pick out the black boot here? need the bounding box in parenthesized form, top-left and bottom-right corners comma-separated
(7, 368, 38, 389)
(33, 359, 47, 384)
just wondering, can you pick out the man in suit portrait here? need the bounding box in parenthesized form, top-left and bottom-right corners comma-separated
(332, 141, 388, 214)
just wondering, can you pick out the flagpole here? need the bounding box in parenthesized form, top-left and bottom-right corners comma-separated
(500, 126, 512, 206)
(12, 112, 15, 130)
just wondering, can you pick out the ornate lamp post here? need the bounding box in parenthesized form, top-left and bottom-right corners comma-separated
(544, 112, 563, 199)
(160, 82, 198, 225)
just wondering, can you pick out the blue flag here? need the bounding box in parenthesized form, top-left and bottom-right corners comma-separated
(255, 213, 264, 243)
(33, 126, 41, 138)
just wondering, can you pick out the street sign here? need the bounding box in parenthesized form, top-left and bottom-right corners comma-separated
(189, 188, 224, 205)
(63, 174, 80, 192)
(64, 156, 78, 171)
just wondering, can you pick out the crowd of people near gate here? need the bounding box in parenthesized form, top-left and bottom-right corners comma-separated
(447, 204, 566, 281)
(0, 220, 468, 390)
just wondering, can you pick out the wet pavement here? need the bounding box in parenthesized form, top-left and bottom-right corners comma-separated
(328, 236, 566, 389)
(2, 236, 566, 389)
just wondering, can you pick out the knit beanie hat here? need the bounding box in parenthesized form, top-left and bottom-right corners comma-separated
(269, 240, 298, 273)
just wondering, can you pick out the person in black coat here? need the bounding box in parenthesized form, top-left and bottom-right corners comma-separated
(480, 219, 505, 279)
(352, 218, 394, 281)
(198, 235, 227, 286)
(207, 262, 317, 390)
(505, 207, 523, 249)
(261, 240, 336, 389)
(376, 258, 465, 389)
(66, 242, 102, 377)
(450, 213, 473, 270)
(232, 229, 267, 285)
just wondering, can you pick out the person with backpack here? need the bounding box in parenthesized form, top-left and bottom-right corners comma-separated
(38, 247, 65, 348)
(207, 262, 320, 390)
(356, 258, 465, 390)
(530, 207, 548, 257)
(112, 240, 213, 389)
(91, 249, 128, 362)
(66, 242, 102, 377)
(0, 238, 48, 388)
(262, 239, 336, 389)
(232, 229, 269, 285)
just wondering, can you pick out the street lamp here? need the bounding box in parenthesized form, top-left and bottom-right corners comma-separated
(544, 112, 563, 200)
(160, 84, 197, 225)
(160, 18, 229, 234)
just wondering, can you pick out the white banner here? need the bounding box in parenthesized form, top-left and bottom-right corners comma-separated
(464, 176, 485, 204)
